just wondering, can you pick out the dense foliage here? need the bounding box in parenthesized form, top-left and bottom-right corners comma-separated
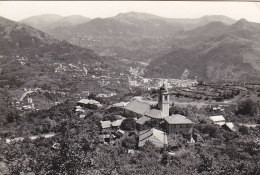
(0, 99, 259, 174)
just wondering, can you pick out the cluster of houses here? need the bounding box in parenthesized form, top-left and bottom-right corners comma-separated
(76, 83, 239, 149)
(209, 115, 237, 132)
(77, 84, 195, 148)
(129, 77, 198, 91)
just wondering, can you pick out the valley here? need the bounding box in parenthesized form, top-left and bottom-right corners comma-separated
(0, 10, 259, 175)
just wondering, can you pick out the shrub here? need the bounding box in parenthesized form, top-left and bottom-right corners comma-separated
(120, 118, 136, 131)
(236, 99, 257, 116)
(239, 126, 249, 135)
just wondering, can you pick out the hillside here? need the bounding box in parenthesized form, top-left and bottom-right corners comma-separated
(145, 19, 260, 82)
(0, 16, 105, 90)
(20, 14, 63, 32)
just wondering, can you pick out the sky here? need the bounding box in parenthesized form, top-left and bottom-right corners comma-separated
(1, 1, 260, 23)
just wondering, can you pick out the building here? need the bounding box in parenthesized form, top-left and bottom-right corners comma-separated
(164, 114, 193, 135)
(145, 109, 166, 119)
(77, 99, 102, 109)
(138, 128, 168, 148)
(158, 84, 170, 117)
(209, 115, 225, 126)
(222, 122, 237, 132)
(124, 100, 150, 118)
(136, 116, 152, 130)
(100, 121, 111, 129)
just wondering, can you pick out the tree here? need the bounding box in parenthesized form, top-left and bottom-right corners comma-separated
(122, 135, 137, 149)
(238, 126, 249, 135)
(120, 118, 136, 131)
(236, 99, 257, 116)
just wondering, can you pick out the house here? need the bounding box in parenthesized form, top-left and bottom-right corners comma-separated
(100, 121, 111, 129)
(108, 102, 129, 112)
(116, 129, 125, 137)
(145, 109, 165, 119)
(77, 99, 102, 109)
(136, 116, 151, 130)
(138, 128, 168, 148)
(75, 106, 85, 113)
(136, 116, 151, 126)
(209, 115, 225, 126)
(222, 122, 237, 132)
(124, 100, 150, 118)
(164, 114, 193, 135)
(111, 120, 124, 128)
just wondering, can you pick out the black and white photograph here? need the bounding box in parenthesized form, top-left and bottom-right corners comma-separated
(0, 1, 259, 174)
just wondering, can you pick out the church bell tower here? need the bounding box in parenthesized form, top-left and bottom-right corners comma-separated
(158, 84, 170, 117)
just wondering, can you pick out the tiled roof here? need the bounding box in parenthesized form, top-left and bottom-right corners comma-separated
(139, 128, 167, 147)
(136, 116, 151, 125)
(145, 109, 165, 119)
(164, 114, 193, 124)
(124, 100, 150, 115)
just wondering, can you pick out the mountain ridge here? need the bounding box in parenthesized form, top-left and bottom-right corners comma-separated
(145, 19, 260, 82)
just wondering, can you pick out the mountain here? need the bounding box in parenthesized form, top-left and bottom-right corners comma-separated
(20, 14, 63, 32)
(145, 19, 260, 82)
(0, 16, 105, 90)
(50, 15, 91, 28)
(20, 15, 91, 34)
(46, 12, 185, 62)
(166, 15, 236, 30)
(21, 12, 238, 62)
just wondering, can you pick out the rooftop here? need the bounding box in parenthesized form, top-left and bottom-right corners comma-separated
(100, 121, 111, 129)
(136, 116, 151, 125)
(209, 115, 225, 122)
(164, 114, 193, 124)
(124, 100, 150, 115)
(78, 99, 102, 107)
(145, 109, 165, 119)
(139, 128, 167, 147)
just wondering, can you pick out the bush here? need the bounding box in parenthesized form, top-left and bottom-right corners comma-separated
(236, 99, 258, 116)
(239, 126, 249, 135)
(120, 118, 136, 131)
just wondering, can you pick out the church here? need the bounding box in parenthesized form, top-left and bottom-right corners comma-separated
(124, 84, 194, 147)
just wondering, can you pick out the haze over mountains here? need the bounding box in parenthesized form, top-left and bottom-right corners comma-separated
(20, 12, 236, 62)
(1, 12, 260, 83)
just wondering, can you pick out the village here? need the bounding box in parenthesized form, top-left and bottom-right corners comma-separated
(1, 71, 259, 175)
(6, 78, 259, 154)
(73, 83, 253, 152)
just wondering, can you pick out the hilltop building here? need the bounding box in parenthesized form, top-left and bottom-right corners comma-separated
(138, 128, 168, 148)
(164, 114, 193, 135)
(123, 84, 195, 148)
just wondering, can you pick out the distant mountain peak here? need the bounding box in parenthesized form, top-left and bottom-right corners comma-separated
(231, 18, 255, 31)
(199, 15, 236, 25)
(235, 18, 249, 25)
(115, 11, 162, 21)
